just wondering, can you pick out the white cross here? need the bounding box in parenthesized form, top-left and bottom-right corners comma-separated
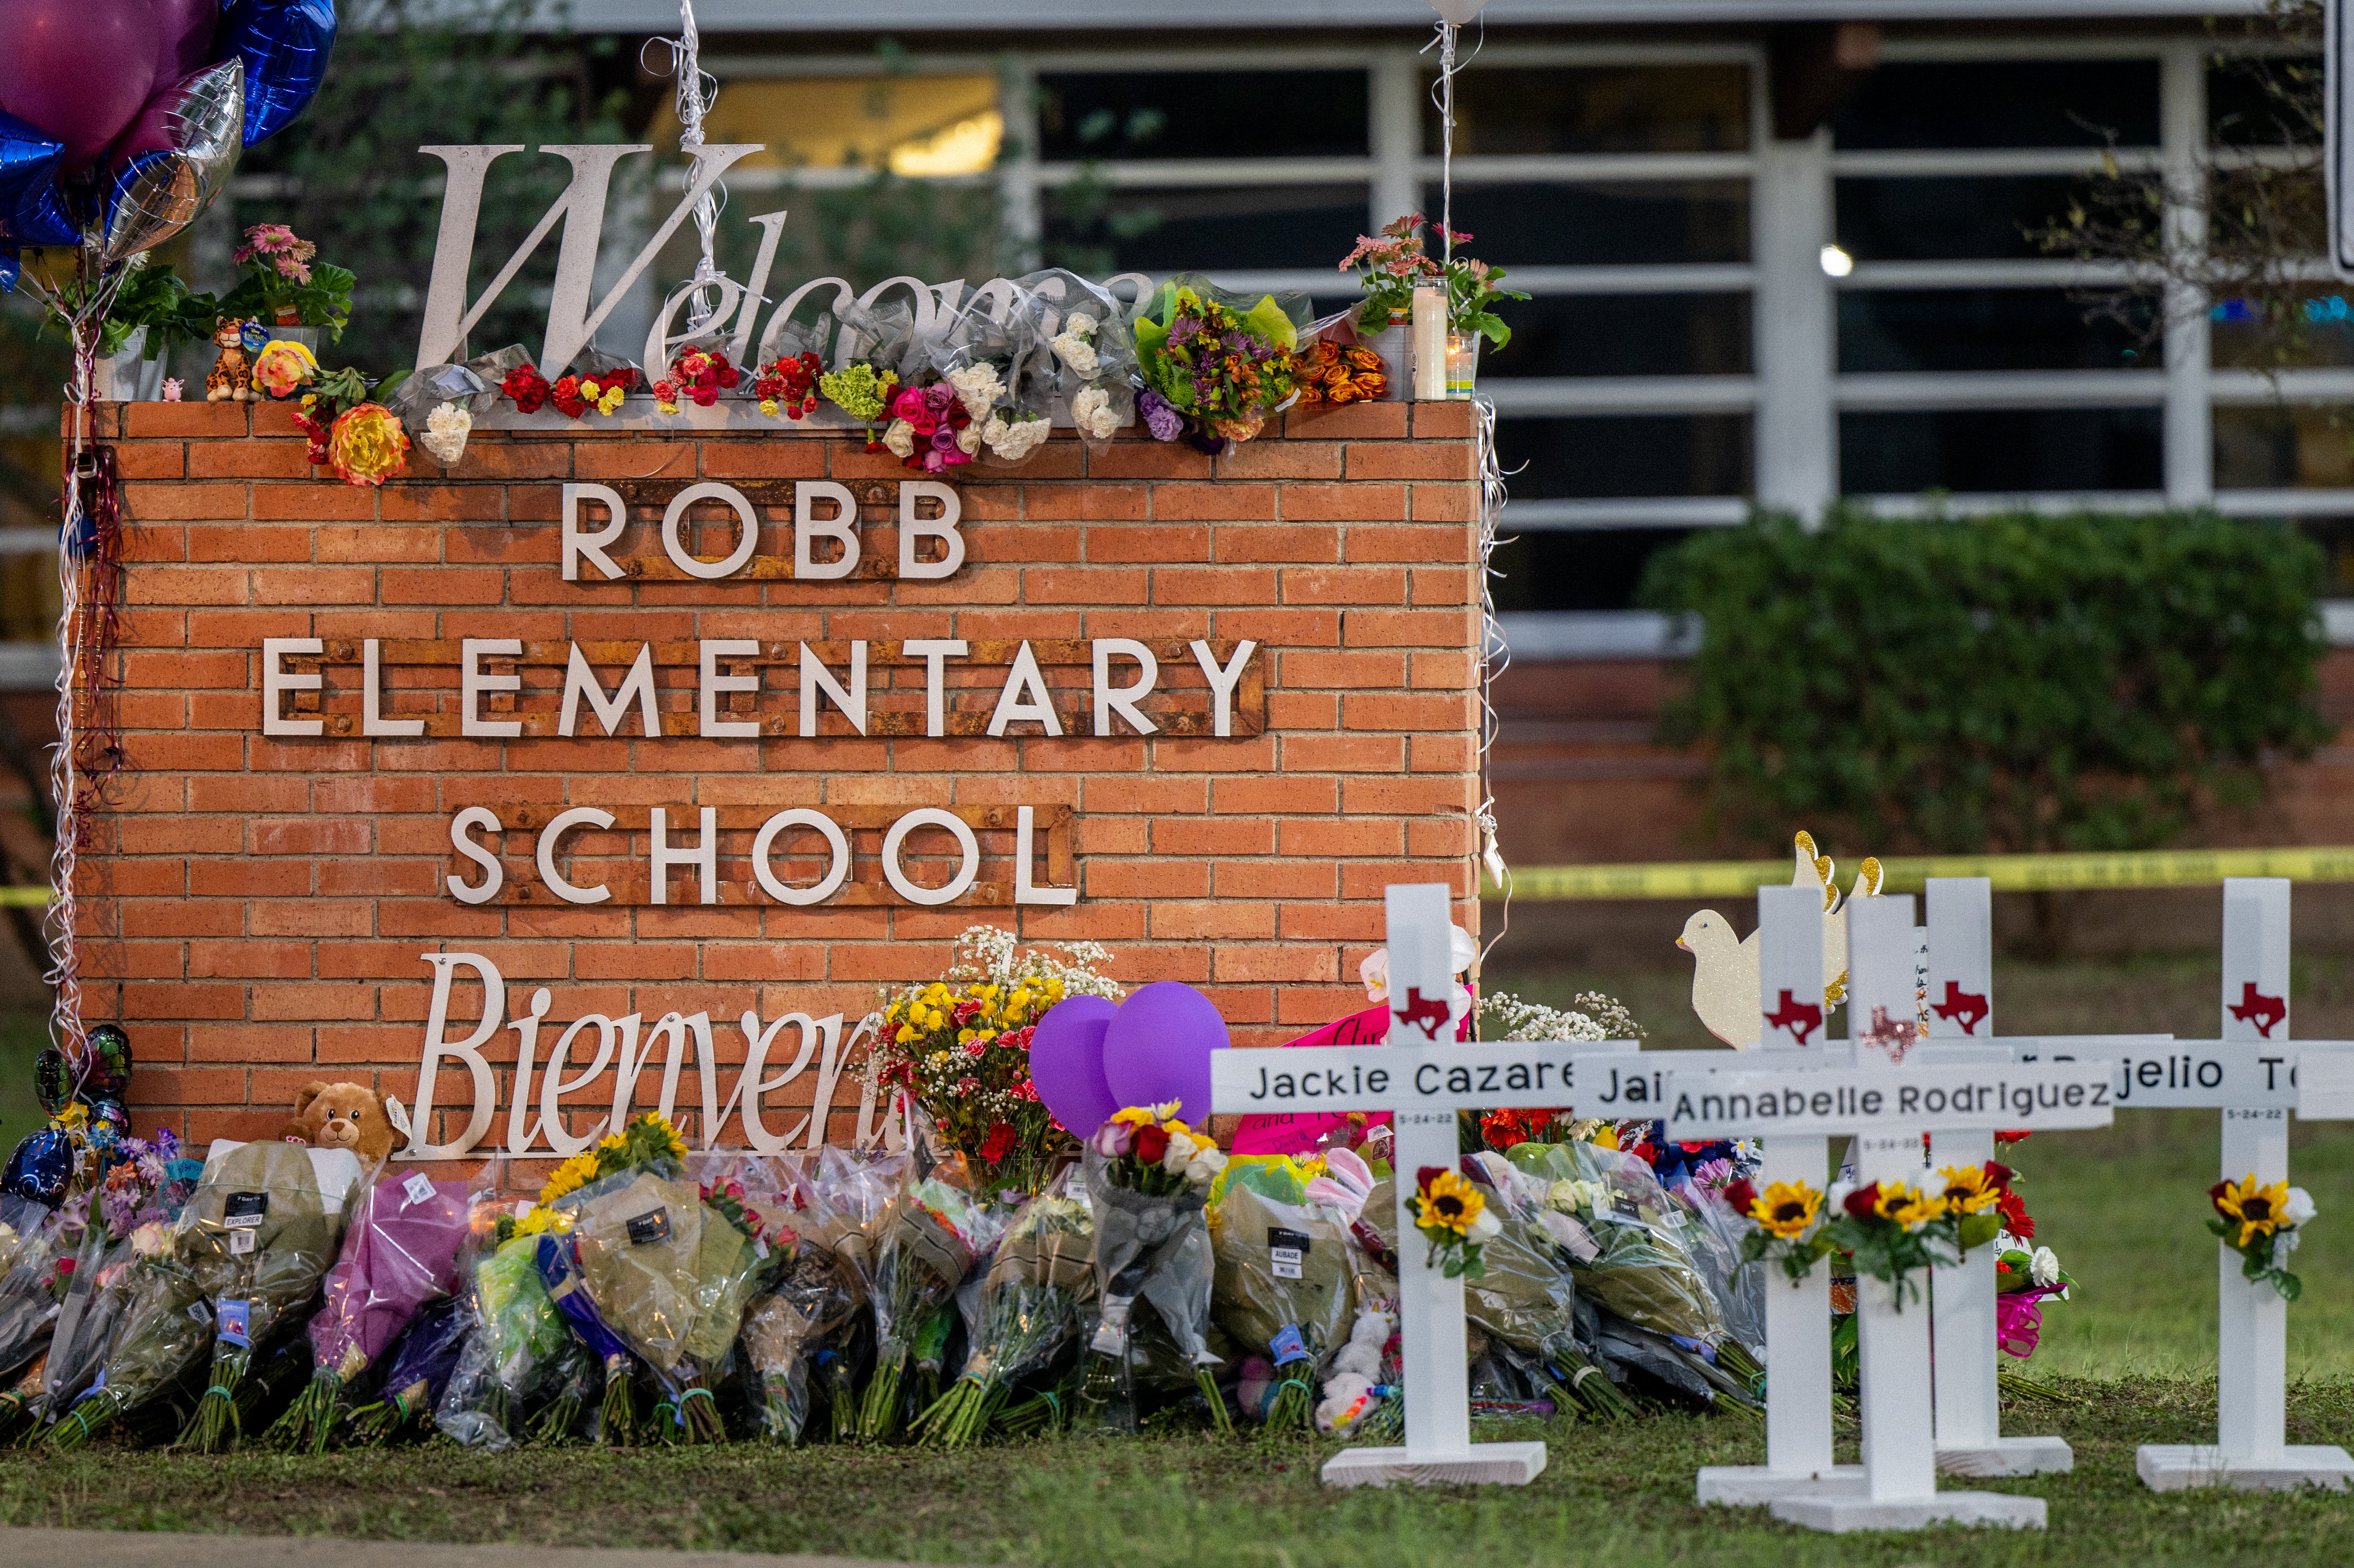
(1668, 894, 2117, 1532)
(1208, 883, 1637, 1488)
(2018, 879, 2354, 1492)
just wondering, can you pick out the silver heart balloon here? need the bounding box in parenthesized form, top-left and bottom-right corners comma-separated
(95, 58, 246, 270)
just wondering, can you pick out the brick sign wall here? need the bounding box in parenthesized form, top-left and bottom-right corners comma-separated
(79, 397, 1480, 1159)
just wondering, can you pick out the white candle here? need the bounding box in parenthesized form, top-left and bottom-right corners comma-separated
(1412, 285, 1447, 400)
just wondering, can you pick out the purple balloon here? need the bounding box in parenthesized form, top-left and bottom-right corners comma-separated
(1101, 981, 1230, 1124)
(1029, 994, 1118, 1138)
(0, 0, 161, 172)
(150, 0, 218, 92)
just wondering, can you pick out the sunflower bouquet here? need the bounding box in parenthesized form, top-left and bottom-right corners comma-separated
(1821, 1178, 1952, 1311)
(1721, 1176, 1836, 1283)
(2210, 1173, 2314, 1301)
(915, 1176, 1096, 1448)
(176, 1141, 365, 1451)
(265, 1172, 473, 1452)
(856, 1175, 985, 1439)
(873, 928, 1125, 1195)
(1079, 1107, 1229, 1434)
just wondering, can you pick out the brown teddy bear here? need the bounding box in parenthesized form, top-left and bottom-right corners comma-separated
(281, 1080, 398, 1166)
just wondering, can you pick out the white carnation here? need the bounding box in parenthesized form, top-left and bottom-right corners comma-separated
(1065, 310, 1097, 337)
(2029, 1246, 2060, 1288)
(946, 362, 1003, 421)
(420, 402, 473, 465)
(1051, 328, 1100, 378)
(1071, 384, 1121, 441)
(984, 413, 1051, 461)
(2285, 1186, 2317, 1226)
(882, 418, 916, 459)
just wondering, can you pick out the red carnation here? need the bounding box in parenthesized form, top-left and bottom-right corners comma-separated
(1843, 1182, 1882, 1219)
(501, 363, 551, 414)
(1984, 1160, 2016, 1190)
(550, 375, 587, 420)
(1721, 1178, 1758, 1218)
(1132, 1123, 1170, 1166)
(980, 1121, 1017, 1164)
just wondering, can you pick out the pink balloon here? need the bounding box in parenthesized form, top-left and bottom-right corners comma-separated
(1028, 995, 1119, 1138)
(0, 0, 162, 171)
(148, 0, 217, 94)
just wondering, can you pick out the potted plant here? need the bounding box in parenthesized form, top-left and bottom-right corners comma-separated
(220, 224, 355, 350)
(100, 261, 223, 399)
(1339, 214, 1525, 399)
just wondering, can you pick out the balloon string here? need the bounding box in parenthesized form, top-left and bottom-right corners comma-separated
(643, 0, 729, 333)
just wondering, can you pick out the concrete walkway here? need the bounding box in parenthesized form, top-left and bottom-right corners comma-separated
(0, 1528, 954, 1568)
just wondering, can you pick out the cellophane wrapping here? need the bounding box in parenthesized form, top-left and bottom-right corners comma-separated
(1210, 1182, 1356, 1429)
(855, 1175, 983, 1439)
(916, 1170, 1095, 1447)
(1080, 1141, 1219, 1431)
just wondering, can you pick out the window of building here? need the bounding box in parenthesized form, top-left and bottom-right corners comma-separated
(1487, 294, 1752, 379)
(1426, 64, 1750, 155)
(1842, 408, 2165, 494)
(1839, 290, 2155, 373)
(1037, 71, 1370, 161)
(1831, 61, 2161, 150)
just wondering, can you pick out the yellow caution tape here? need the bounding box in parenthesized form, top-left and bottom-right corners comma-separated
(1482, 846, 2354, 901)
(0, 887, 51, 908)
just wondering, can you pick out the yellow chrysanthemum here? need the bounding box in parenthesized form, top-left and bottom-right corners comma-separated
(511, 1205, 569, 1238)
(895, 1025, 918, 1044)
(1111, 1107, 1158, 1128)
(1937, 1164, 2002, 1215)
(2215, 1174, 2292, 1247)
(1873, 1182, 1948, 1231)
(1417, 1170, 1486, 1236)
(1752, 1180, 1822, 1238)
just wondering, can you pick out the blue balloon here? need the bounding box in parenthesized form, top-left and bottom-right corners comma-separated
(0, 110, 75, 248)
(0, 248, 15, 293)
(217, 0, 335, 146)
(3, 1128, 73, 1206)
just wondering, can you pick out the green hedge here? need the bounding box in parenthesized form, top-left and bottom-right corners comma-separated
(1637, 508, 2332, 856)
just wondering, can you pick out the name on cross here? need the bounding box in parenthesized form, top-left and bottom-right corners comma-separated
(1665, 1061, 2118, 1141)
(2018, 1041, 2306, 1109)
(1211, 1042, 1622, 1111)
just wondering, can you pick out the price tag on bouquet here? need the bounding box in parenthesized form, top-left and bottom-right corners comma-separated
(224, 1192, 267, 1228)
(402, 1172, 436, 1207)
(1269, 1228, 1309, 1281)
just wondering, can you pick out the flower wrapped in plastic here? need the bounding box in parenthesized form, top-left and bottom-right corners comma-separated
(855, 1174, 983, 1439)
(1013, 269, 1139, 448)
(1080, 1108, 1229, 1434)
(535, 1228, 645, 1444)
(175, 1141, 366, 1450)
(265, 1171, 474, 1451)
(915, 1173, 1095, 1447)
(1211, 1170, 1356, 1432)
(563, 1164, 773, 1443)
(327, 402, 410, 488)
(41, 1245, 210, 1449)
(343, 1292, 471, 1444)
(739, 1178, 867, 1446)
(34, 1219, 172, 1434)
(1507, 1138, 1728, 1345)
(435, 1217, 582, 1450)
(0, 1196, 65, 1382)
(1132, 274, 1306, 449)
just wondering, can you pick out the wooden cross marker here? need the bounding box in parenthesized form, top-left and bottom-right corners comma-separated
(2021, 880, 2354, 1492)
(1208, 883, 1638, 1488)
(1667, 894, 2118, 1532)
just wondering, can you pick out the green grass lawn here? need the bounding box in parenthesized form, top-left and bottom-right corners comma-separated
(1, 1380, 2351, 1565)
(2, 963, 2353, 1559)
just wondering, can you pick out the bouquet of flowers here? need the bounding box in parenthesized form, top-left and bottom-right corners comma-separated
(176, 1141, 365, 1450)
(874, 928, 1125, 1195)
(343, 1292, 472, 1444)
(552, 365, 638, 420)
(915, 1175, 1095, 1447)
(652, 344, 737, 414)
(1080, 1107, 1229, 1433)
(436, 1217, 583, 1449)
(738, 1155, 870, 1445)
(534, 1228, 643, 1443)
(41, 1245, 209, 1449)
(1721, 1176, 1836, 1283)
(223, 224, 354, 340)
(855, 1175, 984, 1438)
(265, 1172, 473, 1452)
(1996, 1236, 2072, 1360)
(0, 1197, 65, 1381)
(819, 300, 916, 437)
(501, 361, 552, 414)
(1289, 338, 1388, 408)
(1821, 1177, 1951, 1311)
(1339, 213, 1527, 351)
(754, 351, 823, 419)
(1211, 1174, 1356, 1432)
(879, 380, 980, 474)
(2210, 1173, 2314, 1301)
(1509, 1140, 1729, 1345)
(1132, 275, 1305, 449)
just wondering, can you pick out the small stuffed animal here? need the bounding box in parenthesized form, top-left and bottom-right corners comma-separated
(282, 1080, 397, 1166)
(206, 317, 255, 403)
